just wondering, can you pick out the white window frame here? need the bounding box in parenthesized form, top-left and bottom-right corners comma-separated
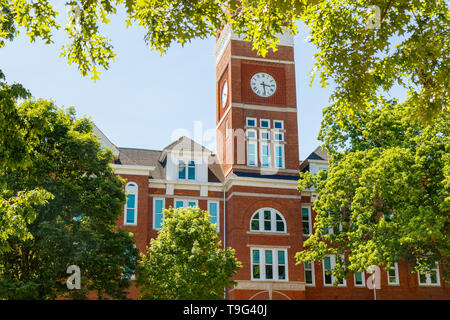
(124, 182, 138, 226)
(208, 200, 220, 232)
(174, 199, 198, 209)
(250, 247, 288, 282)
(418, 262, 440, 286)
(247, 141, 258, 167)
(260, 142, 271, 168)
(323, 255, 347, 287)
(273, 120, 284, 130)
(249, 208, 286, 233)
(246, 117, 257, 128)
(152, 198, 165, 230)
(304, 262, 315, 286)
(260, 118, 270, 128)
(301, 206, 312, 236)
(387, 262, 400, 285)
(354, 271, 365, 287)
(274, 143, 285, 169)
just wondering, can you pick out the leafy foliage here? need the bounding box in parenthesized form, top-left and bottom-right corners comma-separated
(296, 101, 449, 283)
(0, 100, 138, 299)
(137, 207, 242, 300)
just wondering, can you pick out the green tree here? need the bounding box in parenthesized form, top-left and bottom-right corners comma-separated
(136, 207, 242, 300)
(0, 99, 139, 299)
(296, 100, 449, 284)
(1, 1, 447, 119)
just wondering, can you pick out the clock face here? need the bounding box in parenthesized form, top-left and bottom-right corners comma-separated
(221, 81, 228, 107)
(250, 73, 276, 97)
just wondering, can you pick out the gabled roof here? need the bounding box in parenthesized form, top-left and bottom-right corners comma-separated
(299, 145, 330, 172)
(115, 147, 165, 179)
(159, 136, 212, 162)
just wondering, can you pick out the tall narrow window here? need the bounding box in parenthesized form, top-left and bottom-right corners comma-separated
(261, 143, 270, 167)
(418, 262, 440, 286)
(265, 250, 273, 280)
(252, 249, 261, 280)
(302, 207, 311, 236)
(274, 144, 284, 168)
(153, 198, 164, 229)
(387, 262, 399, 285)
(187, 161, 195, 180)
(178, 160, 186, 179)
(278, 250, 286, 280)
(247, 141, 257, 166)
(304, 262, 315, 285)
(124, 183, 138, 225)
(208, 201, 219, 232)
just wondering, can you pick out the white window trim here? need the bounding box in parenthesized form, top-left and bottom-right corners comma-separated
(260, 118, 270, 128)
(323, 255, 347, 287)
(304, 261, 315, 286)
(152, 198, 165, 230)
(247, 140, 258, 167)
(387, 262, 400, 286)
(208, 200, 220, 232)
(249, 208, 287, 233)
(246, 117, 257, 128)
(274, 131, 284, 142)
(124, 182, 138, 226)
(250, 247, 288, 282)
(354, 271, 365, 287)
(274, 143, 285, 169)
(273, 120, 284, 130)
(178, 160, 196, 181)
(301, 206, 312, 236)
(418, 262, 441, 286)
(260, 142, 271, 168)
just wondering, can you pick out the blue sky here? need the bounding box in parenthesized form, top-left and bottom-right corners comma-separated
(0, 6, 332, 160)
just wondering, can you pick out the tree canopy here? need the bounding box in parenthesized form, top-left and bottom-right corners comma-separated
(137, 207, 242, 300)
(1, 1, 447, 118)
(296, 100, 449, 283)
(0, 99, 138, 299)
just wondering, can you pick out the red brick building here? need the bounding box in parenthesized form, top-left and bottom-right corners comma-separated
(95, 26, 449, 300)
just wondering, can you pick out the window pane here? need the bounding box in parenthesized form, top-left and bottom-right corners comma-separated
(154, 213, 163, 229)
(247, 118, 256, 127)
(274, 121, 283, 129)
(303, 222, 310, 235)
(264, 221, 271, 231)
(265, 250, 273, 265)
(126, 194, 135, 209)
(430, 270, 438, 284)
(278, 266, 286, 280)
(355, 272, 363, 285)
(276, 221, 284, 232)
(419, 273, 427, 284)
(253, 265, 260, 279)
(210, 217, 217, 225)
(154, 199, 163, 213)
(126, 209, 135, 223)
(264, 210, 271, 220)
(302, 208, 309, 219)
(188, 201, 197, 207)
(253, 249, 260, 263)
(251, 216, 260, 231)
(261, 120, 269, 128)
(209, 202, 217, 217)
(324, 257, 331, 270)
(305, 271, 312, 284)
(175, 201, 184, 208)
(278, 251, 285, 265)
(188, 161, 195, 180)
(265, 265, 273, 279)
(178, 161, 186, 179)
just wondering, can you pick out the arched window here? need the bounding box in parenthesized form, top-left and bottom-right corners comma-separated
(124, 182, 138, 225)
(250, 208, 286, 233)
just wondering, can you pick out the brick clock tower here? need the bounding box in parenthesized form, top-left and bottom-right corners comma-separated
(213, 25, 306, 300)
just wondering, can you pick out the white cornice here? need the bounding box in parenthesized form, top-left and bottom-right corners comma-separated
(112, 164, 155, 176)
